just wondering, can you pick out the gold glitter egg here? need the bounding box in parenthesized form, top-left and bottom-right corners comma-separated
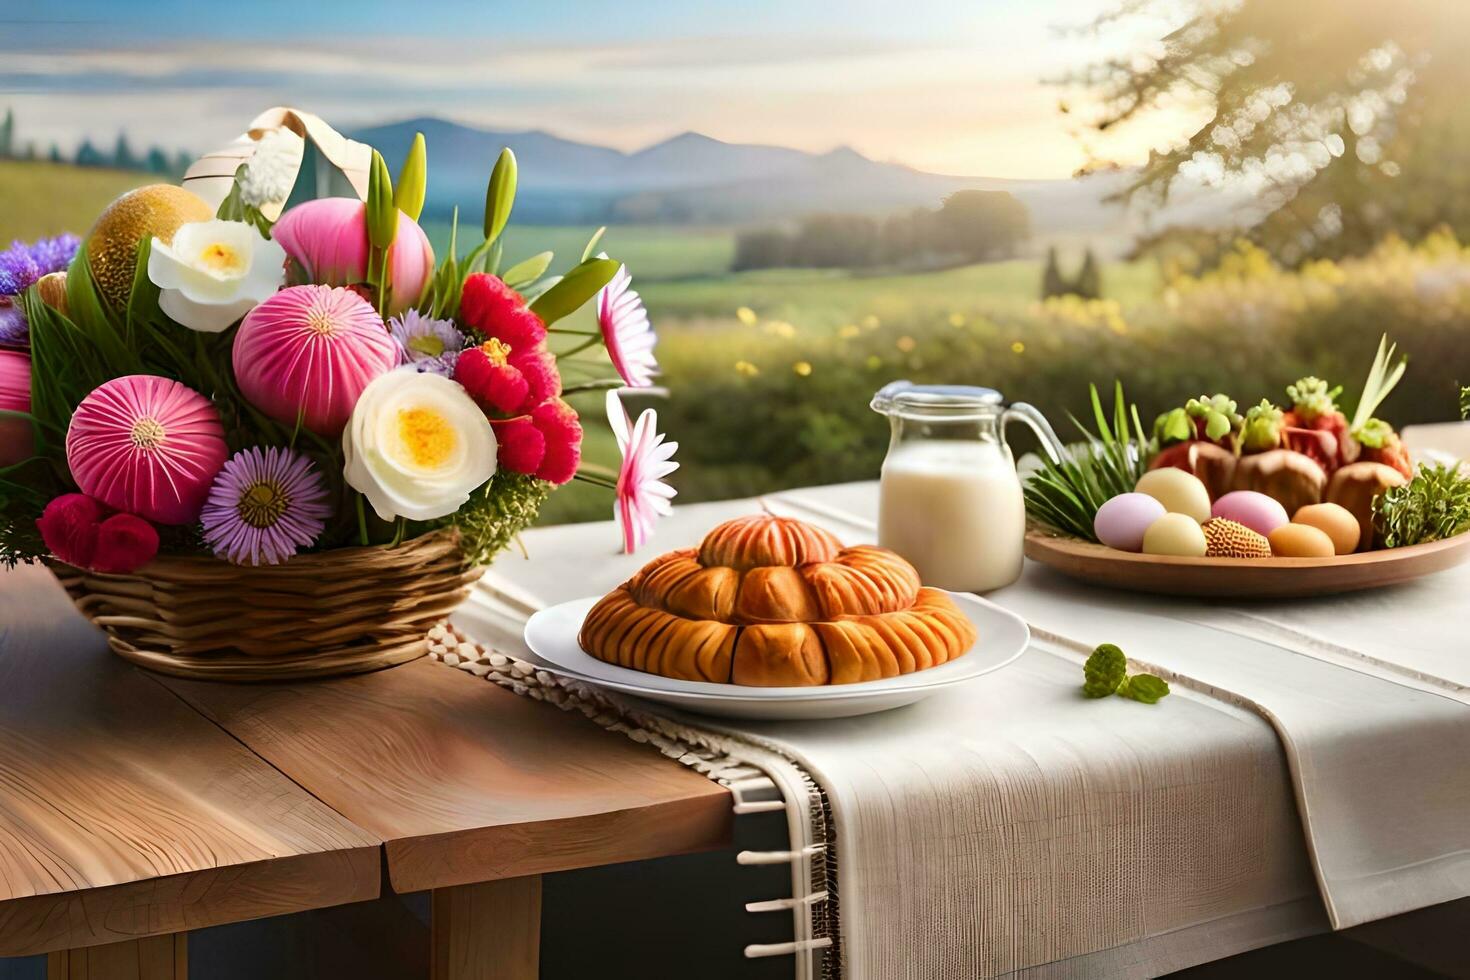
(1202, 518, 1272, 559)
(86, 185, 212, 310)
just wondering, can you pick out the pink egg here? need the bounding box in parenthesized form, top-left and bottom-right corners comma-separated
(1094, 492, 1167, 552)
(66, 375, 228, 525)
(1211, 490, 1289, 538)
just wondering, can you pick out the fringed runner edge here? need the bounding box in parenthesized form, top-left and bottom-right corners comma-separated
(425, 623, 844, 980)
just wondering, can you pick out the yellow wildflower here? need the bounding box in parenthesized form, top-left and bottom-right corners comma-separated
(838, 324, 860, 339)
(896, 335, 917, 353)
(793, 361, 813, 377)
(735, 306, 758, 326)
(1011, 341, 1025, 354)
(948, 312, 966, 327)
(861, 314, 881, 330)
(734, 360, 759, 377)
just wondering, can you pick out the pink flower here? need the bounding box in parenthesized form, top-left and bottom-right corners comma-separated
(233, 284, 398, 435)
(66, 375, 229, 525)
(597, 266, 657, 387)
(0, 349, 32, 466)
(606, 390, 678, 554)
(272, 198, 434, 314)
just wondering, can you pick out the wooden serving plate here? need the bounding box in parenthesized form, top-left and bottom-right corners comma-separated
(1024, 528, 1470, 598)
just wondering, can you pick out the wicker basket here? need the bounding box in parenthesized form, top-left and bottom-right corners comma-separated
(49, 529, 482, 681)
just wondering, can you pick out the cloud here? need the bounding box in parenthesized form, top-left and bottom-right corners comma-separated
(0, 24, 1190, 179)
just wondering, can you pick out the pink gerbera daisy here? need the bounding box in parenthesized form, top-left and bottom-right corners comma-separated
(597, 265, 657, 388)
(606, 390, 678, 554)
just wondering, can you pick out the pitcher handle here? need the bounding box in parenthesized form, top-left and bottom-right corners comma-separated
(1002, 402, 1067, 464)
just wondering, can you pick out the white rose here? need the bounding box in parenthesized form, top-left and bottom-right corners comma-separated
(148, 219, 286, 333)
(343, 370, 498, 522)
(239, 128, 305, 209)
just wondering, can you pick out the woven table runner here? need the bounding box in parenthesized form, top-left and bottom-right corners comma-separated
(449, 484, 1470, 978)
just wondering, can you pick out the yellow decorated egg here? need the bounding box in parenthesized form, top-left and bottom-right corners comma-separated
(1142, 512, 1208, 557)
(86, 184, 213, 310)
(1292, 503, 1360, 556)
(1135, 468, 1212, 524)
(1268, 522, 1335, 558)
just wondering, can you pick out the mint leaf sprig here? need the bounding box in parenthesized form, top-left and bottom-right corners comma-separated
(1081, 643, 1170, 704)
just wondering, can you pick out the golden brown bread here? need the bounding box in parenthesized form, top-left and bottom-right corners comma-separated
(579, 515, 977, 687)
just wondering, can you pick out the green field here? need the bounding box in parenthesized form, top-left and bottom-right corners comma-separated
(0, 161, 154, 240)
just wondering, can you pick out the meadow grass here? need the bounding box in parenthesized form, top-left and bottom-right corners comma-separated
(0, 161, 154, 240)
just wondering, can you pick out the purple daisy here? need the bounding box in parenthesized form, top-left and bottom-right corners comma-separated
(389, 309, 466, 376)
(0, 234, 81, 347)
(200, 446, 332, 566)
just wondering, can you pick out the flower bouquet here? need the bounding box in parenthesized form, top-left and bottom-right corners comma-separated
(0, 109, 678, 680)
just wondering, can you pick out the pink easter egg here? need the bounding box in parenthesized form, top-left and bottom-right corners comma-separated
(0, 350, 33, 467)
(232, 284, 398, 436)
(1210, 490, 1290, 538)
(66, 375, 228, 525)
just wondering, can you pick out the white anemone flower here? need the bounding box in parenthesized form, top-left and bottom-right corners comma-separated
(343, 370, 498, 522)
(148, 219, 286, 333)
(607, 390, 678, 553)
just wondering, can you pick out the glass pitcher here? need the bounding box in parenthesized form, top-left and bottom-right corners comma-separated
(870, 381, 1066, 593)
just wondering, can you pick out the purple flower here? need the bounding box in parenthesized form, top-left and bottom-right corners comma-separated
(200, 446, 332, 566)
(389, 309, 465, 376)
(0, 234, 80, 348)
(0, 301, 25, 348)
(0, 234, 78, 296)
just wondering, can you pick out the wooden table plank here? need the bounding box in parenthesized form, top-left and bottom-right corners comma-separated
(0, 567, 382, 957)
(163, 654, 733, 894)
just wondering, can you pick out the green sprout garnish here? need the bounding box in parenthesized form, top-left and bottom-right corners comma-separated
(1286, 376, 1342, 422)
(1374, 463, 1470, 548)
(1354, 417, 1394, 450)
(1186, 393, 1242, 442)
(1083, 643, 1127, 698)
(1241, 399, 1284, 452)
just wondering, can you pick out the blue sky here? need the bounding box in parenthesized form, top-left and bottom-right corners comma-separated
(1, 1, 1195, 178)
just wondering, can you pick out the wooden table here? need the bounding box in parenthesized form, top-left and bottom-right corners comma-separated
(0, 565, 733, 980)
(0, 568, 381, 977)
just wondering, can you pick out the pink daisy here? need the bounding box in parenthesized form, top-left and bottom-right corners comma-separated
(606, 390, 678, 554)
(597, 265, 657, 388)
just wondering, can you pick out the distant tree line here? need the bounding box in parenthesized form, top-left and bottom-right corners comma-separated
(1041, 246, 1102, 300)
(0, 108, 193, 178)
(733, 190, 1030, 271)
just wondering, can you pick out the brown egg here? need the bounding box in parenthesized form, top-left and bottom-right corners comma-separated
(1292, 503, 1360, 555)
(1268, 522, 1336, 558)
(1325, 461, 1409, 551)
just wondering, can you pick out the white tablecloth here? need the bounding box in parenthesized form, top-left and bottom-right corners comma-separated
(460, 482, 1470, 978)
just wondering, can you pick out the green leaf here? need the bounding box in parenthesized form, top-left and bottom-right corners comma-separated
(528, 257, 619, 325)
(482, 148, 517, 243)
(503, 251, 553, 289)
(1117, 673, 1170, 704)
(580, 226, 607, 262)
(394, 132, 427, 222)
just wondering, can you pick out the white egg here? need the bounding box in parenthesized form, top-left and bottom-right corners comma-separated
(1135, 468, 1212, 523)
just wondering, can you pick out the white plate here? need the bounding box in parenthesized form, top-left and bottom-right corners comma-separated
(522, 593, 1029, 720)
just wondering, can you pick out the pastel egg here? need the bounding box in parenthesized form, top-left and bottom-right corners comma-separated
(1211, 490, 1290, 538)
(1268, 522, 1335, 558)
(1293, 502, 1360, 555)
(1142, 512, 1208, 557)
(1135, 468, 1211, 523)
(1094, 493, 1167, 552)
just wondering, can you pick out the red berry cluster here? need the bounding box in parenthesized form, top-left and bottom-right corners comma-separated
(454, 274, 582, 485)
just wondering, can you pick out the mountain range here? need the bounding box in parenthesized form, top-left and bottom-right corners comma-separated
(350, 117, 1229, 250)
